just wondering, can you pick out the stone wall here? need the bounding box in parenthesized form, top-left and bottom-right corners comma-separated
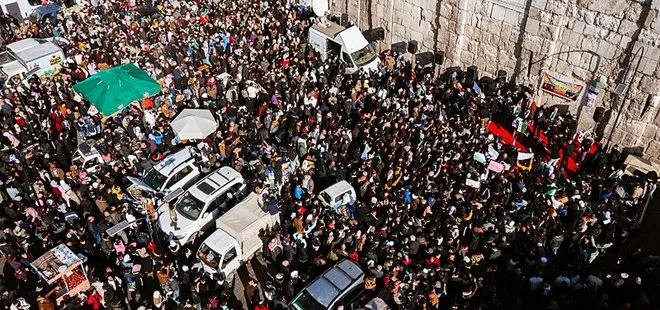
(330, 0, 660, 160)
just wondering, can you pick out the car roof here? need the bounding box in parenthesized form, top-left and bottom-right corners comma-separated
(1, 60, 25, 76)
(7, 39, 41, 54)
(153, 147, 194, 176)
(201, 229, 235, 254)
(34, 3, 60, 15)
(303, 259, 364, 307)
(77, 143, 99, 156)
(188, 166, 243, 202)
(311, 22, 345, 40)
(14, 42, 61, 63)
(320, 181, 354, 197)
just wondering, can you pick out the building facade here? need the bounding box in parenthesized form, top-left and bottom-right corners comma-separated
(331, 0, 660, 159)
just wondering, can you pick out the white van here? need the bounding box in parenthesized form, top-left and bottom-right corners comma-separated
(308, 21, 380, 74)
(126, 147, 201, 201)
(318, 181, 357, 213)
(0, 38, 65, 86)
(157, 167, 249, 245)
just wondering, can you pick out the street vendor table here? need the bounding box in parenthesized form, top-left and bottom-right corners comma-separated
(30, 244, 90, 304)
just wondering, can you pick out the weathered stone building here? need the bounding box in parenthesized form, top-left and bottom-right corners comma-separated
(331, 0, 660, 159)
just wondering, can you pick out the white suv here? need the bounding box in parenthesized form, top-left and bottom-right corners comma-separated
(126, 147, 201, 202)
(157, 166, 249, 245)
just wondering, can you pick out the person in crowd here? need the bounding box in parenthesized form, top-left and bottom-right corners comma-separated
(0, 0, 655, 309)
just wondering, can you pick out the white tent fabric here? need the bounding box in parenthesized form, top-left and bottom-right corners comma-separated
(215, 193, 274, 258)
(171, 109, 218, 140)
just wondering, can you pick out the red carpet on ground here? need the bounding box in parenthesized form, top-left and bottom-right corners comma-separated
(487, 122, 600, 177)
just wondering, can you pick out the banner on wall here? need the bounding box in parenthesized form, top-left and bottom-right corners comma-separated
(540, 73, 584, 102)
(581, 83, 601, 108)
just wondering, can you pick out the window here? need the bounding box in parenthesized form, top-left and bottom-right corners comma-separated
(351, 45, 378, 67)
(198, 243, 219, 268)
(222, 248, 237, 268)
(292, 290, 325, 310)
(84, 159, 96, 170)
(208, 192, 228, 213)
(342, 53, 354, 68)
(320, 192, 332, 204)
(337, 286, 364, 308)
(327, 40, 342, 56)
(334, 191, 352, 204)
(175, 192, 206, 220)
(165, 165, 193, 188)
(72, 156, 83, 167)
(230, 183, 244, 199)
(142, 168, 168, 191)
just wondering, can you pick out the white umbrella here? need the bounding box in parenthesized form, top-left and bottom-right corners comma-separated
(171, 109, 218, 140)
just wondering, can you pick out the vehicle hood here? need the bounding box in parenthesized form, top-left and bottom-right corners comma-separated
(126, 176, 156, 193)
(361, 57, 380, 73)
(157, 205, 197, 237)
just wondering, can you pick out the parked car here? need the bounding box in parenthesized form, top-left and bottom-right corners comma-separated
(318, 181, 357, 213)
(125, 146, 201, 202)
(71, 143, 105, 174)
(290, 259, 365, 310)
(157, 166, 249, 245)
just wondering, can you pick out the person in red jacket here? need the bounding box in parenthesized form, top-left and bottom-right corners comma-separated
(254, 303, 270, 310)
(86, 289, 102, 310)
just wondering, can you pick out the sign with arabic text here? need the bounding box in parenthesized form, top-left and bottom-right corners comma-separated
(540, 73, 584, 102)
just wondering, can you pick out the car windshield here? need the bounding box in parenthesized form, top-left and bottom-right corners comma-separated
(320, 192, 332, 204)
(291, 290, 326, 310)
(142, 168, 167, 191)
(175, 192, 205, 220)
(72, 156, 83, 167)
(197, 243, 220, 269)
(351, 45, 378, 67)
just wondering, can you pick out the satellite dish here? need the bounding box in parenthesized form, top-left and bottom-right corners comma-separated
(312, 0, 329, 17)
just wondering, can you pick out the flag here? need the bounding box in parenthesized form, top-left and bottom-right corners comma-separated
(546, 158, 560, 167)
(473, 152, 486, 163)
(517, 152, 534, 171)
(487, 145, 499, 160)
(488, 161, 505, 173)
(545, 188, 557, 196)
(517, 152, 534, 161)
(473, 81, 482, 96)
(466, 179, 480, 189)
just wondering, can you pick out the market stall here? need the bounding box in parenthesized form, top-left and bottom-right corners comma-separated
(30, 244, 90, 304)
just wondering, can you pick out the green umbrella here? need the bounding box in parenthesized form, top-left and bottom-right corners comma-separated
(72, 63, 161, 117)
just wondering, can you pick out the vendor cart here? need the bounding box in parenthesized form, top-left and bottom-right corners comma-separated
(30, 244, 90, 304)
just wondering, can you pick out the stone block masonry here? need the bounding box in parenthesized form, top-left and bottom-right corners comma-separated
(330, 0, 660, 161)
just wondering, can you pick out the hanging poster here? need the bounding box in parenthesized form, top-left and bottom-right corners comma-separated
(540, 73, 584, 102)
(581, 84, 600, 108)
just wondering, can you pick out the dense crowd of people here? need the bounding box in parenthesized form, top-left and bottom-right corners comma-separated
(0, 0, 657, 309)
